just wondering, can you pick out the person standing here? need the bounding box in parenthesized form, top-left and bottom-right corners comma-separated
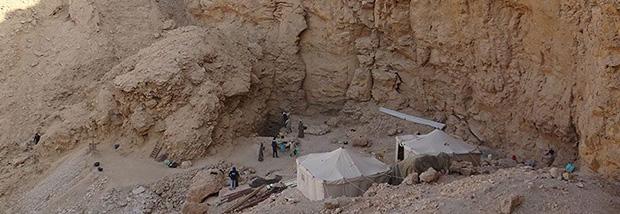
(271, 137, 278, 158)
(542, 149, 556, 167)
(282, 112, 291, 133)
(282, 112, 290, 125)
(229, 167, 239, 190)
(279, 137, 286, 153)
(258, 143, 265, 162)
(290, 142, 300, 157)
(32, 133, 41, 145)
(298, 120, 306, 138)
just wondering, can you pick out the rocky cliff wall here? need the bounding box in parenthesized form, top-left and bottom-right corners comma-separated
(185, 0, 620, 179)
(0, 0, 617, 183)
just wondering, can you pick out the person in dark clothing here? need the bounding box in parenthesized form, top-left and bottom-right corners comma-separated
(297, 121, 306, 138)
(271, 137, 278, 158)
(32, 133, 41, 145)
(542, 149, 556, 167)
(282, 112, 290, 127)
(229, 167, 239, 190)
(282, 112, 291, 133)
(258, 143, 265, 162)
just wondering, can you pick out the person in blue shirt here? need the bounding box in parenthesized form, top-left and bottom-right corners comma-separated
(229, 167, 239, 189)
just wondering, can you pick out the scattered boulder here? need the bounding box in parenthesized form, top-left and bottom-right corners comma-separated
(549, 167, 562, 179)
(392, 153, 451, 184)
(403, 172, 419, 185)
(562, 172, 572, 181)
(94, 162, 100, 167)
(180, 161, 193, 169)
(499, 194, 523, 214)
(419, 168, 440, 183)
(387, 128, 403, 136)
(351, 136, 369, 147)
(576, 182, 584, 188)
(132, 186, 146, 195)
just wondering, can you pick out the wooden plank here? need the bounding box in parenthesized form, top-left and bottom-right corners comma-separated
(219, 185, 253, 203)
(223, 185, 265, 213)
(379, 107, 446, 129)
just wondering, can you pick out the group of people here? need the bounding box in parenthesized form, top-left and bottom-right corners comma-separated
(232, 111, 308, 190)
(282, 111, 307, 138)
(257, 136, 300, 161)
(257, 111, 305, 162)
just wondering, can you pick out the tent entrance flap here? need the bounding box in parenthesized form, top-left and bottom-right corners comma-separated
(397, 143, 404, 161)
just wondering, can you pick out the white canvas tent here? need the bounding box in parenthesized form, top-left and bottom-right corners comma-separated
(395, 129, 481, 164)
(296, 148, 390, 201)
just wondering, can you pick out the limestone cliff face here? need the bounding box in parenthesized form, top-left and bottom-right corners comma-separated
(185, 0, 620, 179)
(0, 0, 616, 182)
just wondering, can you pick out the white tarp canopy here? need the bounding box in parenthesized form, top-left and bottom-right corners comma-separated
(395, 129, 480, 162)
(379, 107, 446, 129)
(296, 148, 389, 200)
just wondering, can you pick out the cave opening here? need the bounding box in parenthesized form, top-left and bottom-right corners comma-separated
(256, 111, 285, 137)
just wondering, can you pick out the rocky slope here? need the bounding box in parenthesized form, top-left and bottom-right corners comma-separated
(0, 0, 618, 204)
(248, 167, 620, 214)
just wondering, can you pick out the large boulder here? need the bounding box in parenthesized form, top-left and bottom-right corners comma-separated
(419, 168, 440, 183)
(186, 169, 226, 203)
(402, 172, 420, 185)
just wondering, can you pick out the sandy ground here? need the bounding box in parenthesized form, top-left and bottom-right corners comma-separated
(7, 113, 420, 213)
(199, 114, 411, 182)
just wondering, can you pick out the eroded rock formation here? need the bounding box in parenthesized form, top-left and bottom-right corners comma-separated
(0, 0, 617, 184)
